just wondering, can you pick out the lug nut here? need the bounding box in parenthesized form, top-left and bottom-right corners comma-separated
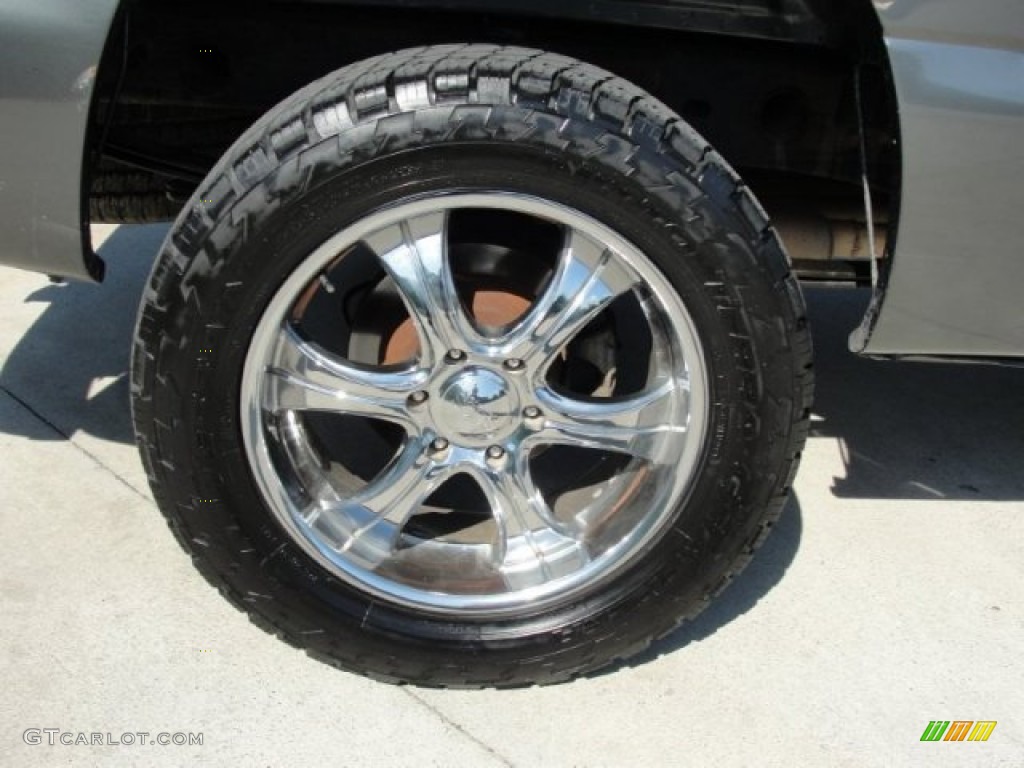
(503, 358, 525, 372)
(523, 406, 544, 430)
(485, 445, 507, 469)
(445, 349, 467, 364)
(428, 437, 451, 460)
(408, 390, 429, 406)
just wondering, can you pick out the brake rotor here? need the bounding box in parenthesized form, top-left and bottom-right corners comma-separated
(381, 289, 531, 364)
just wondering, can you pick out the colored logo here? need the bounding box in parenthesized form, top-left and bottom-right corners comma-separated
(920, 721, 997, 742)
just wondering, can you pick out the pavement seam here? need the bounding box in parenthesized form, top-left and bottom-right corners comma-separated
(402, 689, 517, 768)
(0, 385, 152, 503)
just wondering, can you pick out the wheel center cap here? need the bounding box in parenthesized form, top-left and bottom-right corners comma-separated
(433, 367, 519, 444)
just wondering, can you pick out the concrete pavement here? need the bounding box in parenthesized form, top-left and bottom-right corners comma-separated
(1, 225, 1022, 766)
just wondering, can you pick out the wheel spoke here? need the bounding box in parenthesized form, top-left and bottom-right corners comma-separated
(363, 211, 480, 362)
(263, 324, 420, 427)
(464, 463, 588, 584)
(531, 381, 686, 462)
(318, 443, 455, 570)
(499, 227, 636, 371)
(278, 411, 346, 515)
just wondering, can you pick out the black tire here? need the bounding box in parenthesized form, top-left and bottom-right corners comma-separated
(132, 45, 812, 687)
(90, 168, 182, 223)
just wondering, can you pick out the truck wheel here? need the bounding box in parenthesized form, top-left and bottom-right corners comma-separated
(131, 45, 812, 687)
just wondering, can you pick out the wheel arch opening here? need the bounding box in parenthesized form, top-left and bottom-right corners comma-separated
(85, 0, 900, 295)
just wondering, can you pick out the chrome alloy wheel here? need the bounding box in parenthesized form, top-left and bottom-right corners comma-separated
(241, 193, 709, 617)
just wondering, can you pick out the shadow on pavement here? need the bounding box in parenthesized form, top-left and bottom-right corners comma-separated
(805, 285, 1024, 501)
(0, 225, 166, 444)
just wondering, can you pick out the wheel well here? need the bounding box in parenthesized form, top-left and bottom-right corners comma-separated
(87, 0, 898, 281)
